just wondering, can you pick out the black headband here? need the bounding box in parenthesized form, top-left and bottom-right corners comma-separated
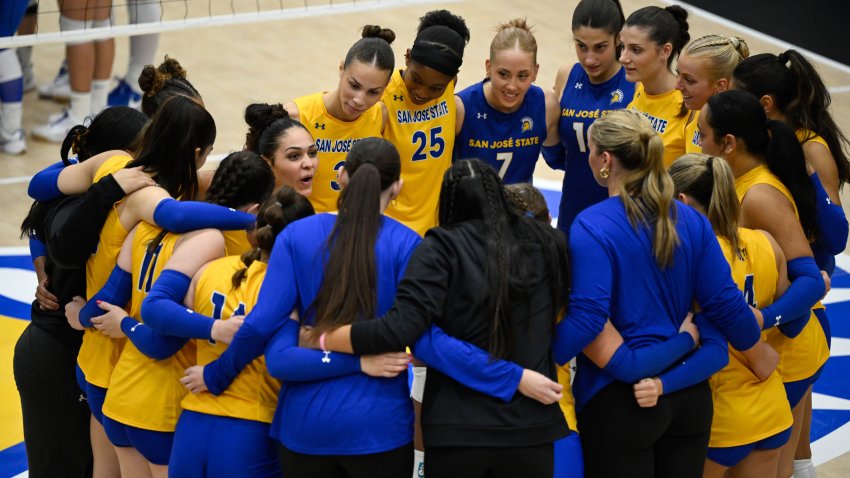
(409, 40, 462, 77)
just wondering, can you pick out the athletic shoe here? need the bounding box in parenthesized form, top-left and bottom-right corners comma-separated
(107, 79, 143, 109)
(0, 129, 26, 155)
(32, 110, 77, 143)
(37, 64, 71, 102)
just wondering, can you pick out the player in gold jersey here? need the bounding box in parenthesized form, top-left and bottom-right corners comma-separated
(670, 154, 793, 477)
(620, 6, 691, 167)
(74, 152, 275, 477)
(699, 90, 828, 478)
(676, 35, 749, 155)
(382, 10, 469, 236)
(284, 26, 396, 213)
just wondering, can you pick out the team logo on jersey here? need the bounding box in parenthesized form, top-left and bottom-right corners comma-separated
(520, 116, 534, 133)
(314, 123, 326, 130)
(393, 94, 404, 101)
(574, 82, 583, 89)
(477, 113, 487, 120)
(610, 89, 625, 104)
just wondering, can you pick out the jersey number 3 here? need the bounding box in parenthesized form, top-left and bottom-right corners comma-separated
(412, 126, 445, 161)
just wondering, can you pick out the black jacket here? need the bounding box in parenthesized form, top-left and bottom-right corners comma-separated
(351, 219, 570, 447)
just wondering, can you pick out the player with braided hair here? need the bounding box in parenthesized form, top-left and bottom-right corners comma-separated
(505, 183, 550, 223)
(71, 151, 274, 477)
(244, 102, 318, 194)
(315, 157, 574, 477)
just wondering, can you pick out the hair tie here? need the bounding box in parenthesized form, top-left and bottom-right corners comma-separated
(777, 52, 790, 67)
(71, 128, 89, 155)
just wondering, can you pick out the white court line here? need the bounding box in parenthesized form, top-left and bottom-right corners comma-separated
(660, 1, 850, 76)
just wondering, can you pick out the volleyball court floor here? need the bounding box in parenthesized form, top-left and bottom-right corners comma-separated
(2, 0, 850, 475)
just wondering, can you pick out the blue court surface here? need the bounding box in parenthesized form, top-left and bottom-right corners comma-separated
(0, 183, 849, 476)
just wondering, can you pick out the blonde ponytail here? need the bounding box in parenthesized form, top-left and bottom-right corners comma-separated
(591, 109, 679, 267)
(669, 153, 741, 253)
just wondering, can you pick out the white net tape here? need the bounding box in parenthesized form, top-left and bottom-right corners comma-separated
(1, 0, 452, 48)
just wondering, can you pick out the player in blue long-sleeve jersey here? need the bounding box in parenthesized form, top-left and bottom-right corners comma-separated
(454, 18, 558, 184)
(551, 109, 765, 478)
(547, 0, 635, 234)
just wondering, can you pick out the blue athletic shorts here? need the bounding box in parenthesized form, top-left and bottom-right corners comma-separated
(706, 426, 791, 467)
(75, 365, 107, 424)
(554, 432, 583, 478)
(785, 364, 825, 409)
(102, 415, 174, 465)
(169, 410, 281, 478)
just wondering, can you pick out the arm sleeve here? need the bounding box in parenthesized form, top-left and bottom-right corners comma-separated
(203, 231, 298, 395)
(811, 172, 848, 255)
(141, 270, 215, 340)
(658, 314, 729, 395)
(29, 235, 46, 261)
(411, 325, 523, 403)
(120, 317, 189, 360)
(153, 198, 257, 233)
(349, 236, 450, 354)
(552, 220, 610, 365)
(542, 143, 567, 171)
(264, 318, 362, 382)
(761, 256, 824, 335)
(28, 161, 66, 201)
(602, 332, 695, 383)
(692, 216, 761, 351)
(78, 265, 132, 328)
(47, 174, 127, 268)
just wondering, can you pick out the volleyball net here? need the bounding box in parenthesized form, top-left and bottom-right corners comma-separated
(1, 0, 451, 48)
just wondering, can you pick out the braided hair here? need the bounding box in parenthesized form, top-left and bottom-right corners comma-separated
(438, 159, 568, 358)
(231, 186, 315, 288)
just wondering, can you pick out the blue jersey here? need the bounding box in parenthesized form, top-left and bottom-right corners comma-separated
(557, 64, 635, 234)
(208, 213, 421, 455)
(454, 80, 547, 184)
(554, 198, 760, 410)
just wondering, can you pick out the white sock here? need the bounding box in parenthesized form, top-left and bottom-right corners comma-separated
(91, 79, 110, 113)
(126, 0, 161, 92)
(0, 49, 22, 84)
(1, 102, 23, 133)
(69, 90, 91, 123)
(793, 458, 817, 478)
(412, 449, 424, 478)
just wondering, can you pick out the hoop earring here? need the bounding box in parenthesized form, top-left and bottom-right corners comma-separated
(599, 166, 610, 179)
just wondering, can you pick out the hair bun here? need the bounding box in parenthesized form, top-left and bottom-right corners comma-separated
(499, 18, 533, 33)
(418, 9, 470, 43)
(361, 24, 396, 45)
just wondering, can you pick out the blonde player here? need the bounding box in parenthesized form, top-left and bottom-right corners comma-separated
(670, 154, 793, 478)
(285, 25, 395, 213)
(382, 9, 470, 236)
(676, 35, 749, 154)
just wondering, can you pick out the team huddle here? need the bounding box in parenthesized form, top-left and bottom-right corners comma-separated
(13, 1, 848, 478)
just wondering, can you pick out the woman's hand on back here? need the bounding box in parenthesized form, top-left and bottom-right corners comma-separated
(360, 352, 411, 378)
(517, 369, 563, 405)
